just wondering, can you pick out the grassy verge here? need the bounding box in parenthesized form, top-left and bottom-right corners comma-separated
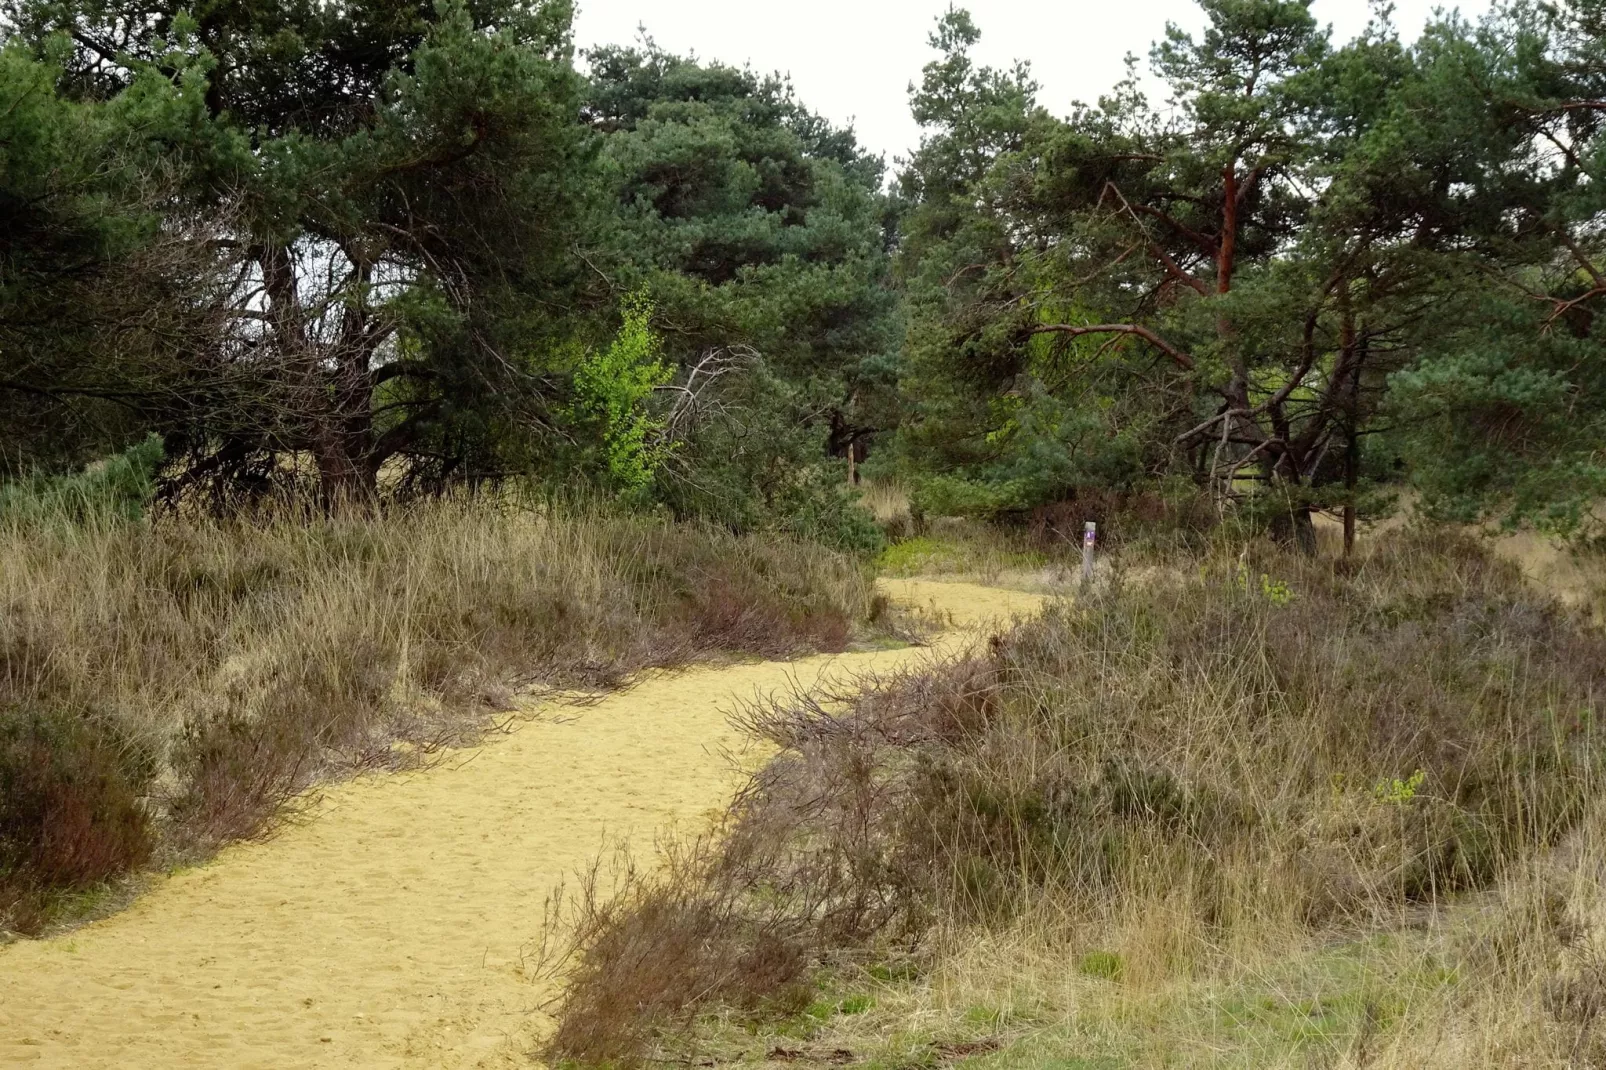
(541, 527, 1606, 1067)
(0, 497, 879, 936)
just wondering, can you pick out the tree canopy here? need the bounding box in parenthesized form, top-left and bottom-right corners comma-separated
(0, 0, 1602, 542)
(893, 0, 1606, 541)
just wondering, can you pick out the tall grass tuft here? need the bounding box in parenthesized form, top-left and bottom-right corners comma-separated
(541, 528, 1606, 1066)
(0, 497, 876, 934)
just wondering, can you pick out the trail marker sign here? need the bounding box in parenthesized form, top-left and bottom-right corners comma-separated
(1082, 521, 1096, 584)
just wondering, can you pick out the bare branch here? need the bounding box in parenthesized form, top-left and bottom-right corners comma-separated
(1029, 322, 1195, 370)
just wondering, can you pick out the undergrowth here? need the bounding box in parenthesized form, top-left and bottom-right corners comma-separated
(0, 495, 878, 935)
(871, 485, 1220, 584)
(540, 528, 1606, 1067)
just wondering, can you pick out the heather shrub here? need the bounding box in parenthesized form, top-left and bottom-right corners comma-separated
(542, 529, 1606, 1065)
(0, 707, 155, 930)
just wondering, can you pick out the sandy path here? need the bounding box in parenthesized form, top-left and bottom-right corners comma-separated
(0, 579, 1044, 1069)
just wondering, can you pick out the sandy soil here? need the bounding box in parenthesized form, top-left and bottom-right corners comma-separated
(1486, 529, 1605, 613)
(0, 578, 1045, 1069)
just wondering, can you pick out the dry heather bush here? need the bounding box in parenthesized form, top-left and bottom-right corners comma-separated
(541, 844, 821, 1063)
(0, 712, 155, 932)
(0, 499, 875, 933)
(542, 528, 1606, 1066)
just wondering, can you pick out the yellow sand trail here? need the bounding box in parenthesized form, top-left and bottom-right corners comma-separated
(0, 579, 1044, 1069)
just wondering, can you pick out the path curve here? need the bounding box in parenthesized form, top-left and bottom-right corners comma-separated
(0, 579, 1045, 1069)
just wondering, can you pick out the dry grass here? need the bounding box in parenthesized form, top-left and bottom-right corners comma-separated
(541, 527, 1606, 1067)
(0, 497, 878, 935)
(857, 481, 914, 531)
(1488, 528, 1606, 625)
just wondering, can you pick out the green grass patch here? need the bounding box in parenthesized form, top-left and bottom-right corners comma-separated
(958, 932, 1460, 1069)
(1078, 951, 1123, 982)
(876, 533, 1052, 578)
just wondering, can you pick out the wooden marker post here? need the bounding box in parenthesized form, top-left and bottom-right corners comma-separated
(1082, 521, 1096, 585)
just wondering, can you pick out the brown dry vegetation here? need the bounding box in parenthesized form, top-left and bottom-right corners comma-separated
(0, 499, 877, 936)
(541, 528, 1606, 1067)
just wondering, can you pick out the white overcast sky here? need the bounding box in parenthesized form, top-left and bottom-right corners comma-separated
(572, 0, 1493, 163)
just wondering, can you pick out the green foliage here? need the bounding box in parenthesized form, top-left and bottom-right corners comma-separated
(1234, 557, 1295, 605)
(0, 41, 187, 474)
(0, 435, 163, 527)
(571, 294, 673, 493)
(804, 993, 873, 1020)
(1078, 951, 1124, 982)
(778, 474, 885, 555)
(584, 43, 901, 530)
(900, 371, 1158, 519)
(1373, 769, 1427, 806)
(3, 0, 595, 498)
(0, 5, 902, 549)
(586, 42, 896, 392)
(645, 363, 885, 554)
(1388, 293, 1606, 534)
(2, 0, 1604, 542)
(890, 0, 1606, 537)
